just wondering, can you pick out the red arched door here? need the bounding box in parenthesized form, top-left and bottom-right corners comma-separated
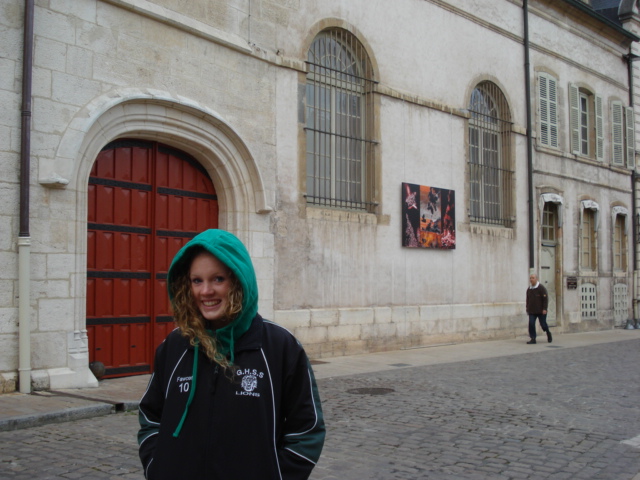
(86, 139, 218, 378)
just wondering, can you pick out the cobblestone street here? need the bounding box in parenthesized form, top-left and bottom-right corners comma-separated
(1, 338, 639, 479)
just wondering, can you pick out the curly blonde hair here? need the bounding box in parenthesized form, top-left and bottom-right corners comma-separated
(170, 247, 244, 369)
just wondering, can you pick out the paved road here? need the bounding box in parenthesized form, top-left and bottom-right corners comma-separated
(1, 339, 639, 479)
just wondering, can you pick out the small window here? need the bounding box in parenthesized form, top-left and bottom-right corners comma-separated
(580, 206, 597, 271)
(542, 202, 557, 243)
(613, 213, 628, 272)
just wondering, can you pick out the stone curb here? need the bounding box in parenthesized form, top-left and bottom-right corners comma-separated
(0, 403, 116, 432)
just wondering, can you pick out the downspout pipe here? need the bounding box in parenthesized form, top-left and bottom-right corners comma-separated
(625, 52, 639, 269)
(624, 51, 639, 325)
(19, 0, 34, 394)
(524, 0, 535, 270)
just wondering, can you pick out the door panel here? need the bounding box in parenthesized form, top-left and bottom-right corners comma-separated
(540, 246, 556, 326)
(87, 140, 218, 378)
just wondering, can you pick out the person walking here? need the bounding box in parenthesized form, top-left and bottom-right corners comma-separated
(526, 273, 552, 344)
(138, 229, 325, 479)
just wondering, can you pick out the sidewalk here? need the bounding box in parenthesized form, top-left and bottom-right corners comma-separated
(1, 328, 639, 432)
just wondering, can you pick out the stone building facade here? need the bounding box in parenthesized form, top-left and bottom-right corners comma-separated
(1, 0, 638, 392)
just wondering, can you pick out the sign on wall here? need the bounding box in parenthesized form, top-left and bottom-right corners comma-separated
(402, 182, 456, 249)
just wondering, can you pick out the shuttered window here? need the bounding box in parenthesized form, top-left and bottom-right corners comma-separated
(595, 94, 604, 160)
(538, 73, 558, 148)
(570, 84, 580, 155)
(625, 106, 636, 169)
(612, 101, 624, 166)
(612, 102, 635, 168)
(569, 84, 603, 161)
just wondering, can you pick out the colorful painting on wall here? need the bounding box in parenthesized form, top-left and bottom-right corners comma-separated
(402, 182, 456, 249)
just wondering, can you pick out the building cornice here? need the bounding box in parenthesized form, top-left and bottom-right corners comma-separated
(561, 0, 640, 40)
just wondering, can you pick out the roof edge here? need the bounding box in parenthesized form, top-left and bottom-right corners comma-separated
(562, 0, 640, 41)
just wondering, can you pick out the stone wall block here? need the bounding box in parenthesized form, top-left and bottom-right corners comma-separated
(0, 252, 18, 280)
(310, 309, 339, 327)
(339, 307, 374, 326)
(46, 254, 76, 279)
(0, 371, 17, 393)
(327, 324, 361, 342)
(274, 309, 310, 330)
(52, 72, 104, 107)
(361, 322, 397, 339)
(34, 37, 67, 72)
(0, 58, 17, 91)
(31, 332, 67, 369)
(420, 304, 453, 322)
(0, 334, 17, 371)
(373, 306, 392, 324)
(37, 299, 75, 332)
(0, 308, 18, 334)
(294, 325, 327, 345)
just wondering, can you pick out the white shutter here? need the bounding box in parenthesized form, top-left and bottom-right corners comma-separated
(548, 77, 558, 148)
(539, 74, 558, 148)
(625, 106, 636, 169)
(595, 94, 604, 161)
(539, 75, 549, 146)
(569, 83, 580, 154)
(611, 101, 624, 165)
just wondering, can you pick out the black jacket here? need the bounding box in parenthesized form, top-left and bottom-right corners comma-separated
(526, 283, 549, 314)
(138, 315, 325, 479)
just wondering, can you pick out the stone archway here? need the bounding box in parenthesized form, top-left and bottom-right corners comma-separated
(41, 90, 271, 387)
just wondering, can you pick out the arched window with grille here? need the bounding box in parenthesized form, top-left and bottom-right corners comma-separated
(467, 81, 514, 227)
(304, 29, 376, 211)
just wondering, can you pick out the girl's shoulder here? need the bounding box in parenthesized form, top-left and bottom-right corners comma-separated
(156, 328, 191, 354)
(260, 318, 306, 353)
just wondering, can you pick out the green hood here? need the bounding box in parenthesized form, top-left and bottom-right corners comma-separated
(167, 229, 259, 362)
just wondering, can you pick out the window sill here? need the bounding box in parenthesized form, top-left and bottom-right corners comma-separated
(305, 205, 379, 225)
(535, 145, 634, 173)
(612, 270, 629, 277)
(578, 270, 598, 277)
(459, 222, 514, 239)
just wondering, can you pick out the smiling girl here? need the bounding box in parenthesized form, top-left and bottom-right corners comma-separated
(138, 229, 325, 480)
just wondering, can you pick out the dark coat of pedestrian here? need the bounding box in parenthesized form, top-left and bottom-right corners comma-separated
(526, 273, 552, 344)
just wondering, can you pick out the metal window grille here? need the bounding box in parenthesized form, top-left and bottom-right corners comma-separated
(613, 283, 628, 326)
(468, 82, 514, 227)
(305, 29, 376, 211)
(580, 283, 597, 319)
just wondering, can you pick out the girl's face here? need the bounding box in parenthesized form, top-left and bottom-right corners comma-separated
(189, 252, 233, 328)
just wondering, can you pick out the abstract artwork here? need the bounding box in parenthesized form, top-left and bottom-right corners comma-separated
(402, 182, 455, 249)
